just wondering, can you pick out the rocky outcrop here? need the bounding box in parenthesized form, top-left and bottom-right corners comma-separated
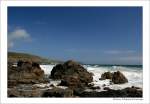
(50, 60, 93, 88)
(8, 61, 47, 87)
(100, 71, 128, 84)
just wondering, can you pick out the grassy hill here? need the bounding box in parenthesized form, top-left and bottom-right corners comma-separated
(8, 52, 62, 64)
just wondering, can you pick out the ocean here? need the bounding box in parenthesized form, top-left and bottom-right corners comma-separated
(40, 64, 143, 91)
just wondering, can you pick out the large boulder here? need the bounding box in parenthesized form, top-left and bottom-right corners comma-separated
(100, 71, 128, 84)
(50, 60, 93, 88)
(112, 71, 128, 84)
(8, 61, 47, 87)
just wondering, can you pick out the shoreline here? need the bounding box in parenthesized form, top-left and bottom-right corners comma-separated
(8, 60, 143, 97)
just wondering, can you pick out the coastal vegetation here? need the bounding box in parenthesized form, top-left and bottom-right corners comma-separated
(8, 52, 62, 64)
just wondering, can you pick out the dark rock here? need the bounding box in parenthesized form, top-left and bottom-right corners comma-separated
(101, 72, 113, 80)
(20, 61, 32, 72)
(42, 88, 73, 97)
(103, 87, 110, 90)
(73, 88, 85, 96)
(50, 84, 55, 87)
(124, 86, 142, 97)
(32, 62, 40, 69)
(75, 86, 142, 97)
(100, 71, 128, 84)
(112, 71, 128, 84)
(50, 60, 93, 88)
(17, 60, 24, 67)
(87, 83, 94, 87)
(78, 89, 127, 97)
(50, 64, 64, 79)
(110, 81, 113, 85)
(102, 84, 106, 87)
(90, 86, 101, 90)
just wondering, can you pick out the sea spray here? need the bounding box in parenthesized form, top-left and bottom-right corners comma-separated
(40, 64, 143, 91)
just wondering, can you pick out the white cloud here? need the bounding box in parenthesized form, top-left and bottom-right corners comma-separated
(8, 28, 31, 48)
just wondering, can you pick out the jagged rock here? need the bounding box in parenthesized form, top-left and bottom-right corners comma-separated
(50, 60, 93, 88)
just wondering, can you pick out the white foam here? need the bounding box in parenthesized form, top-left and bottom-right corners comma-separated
(86, 65, 143, 90)
(40, 65, 55, 75)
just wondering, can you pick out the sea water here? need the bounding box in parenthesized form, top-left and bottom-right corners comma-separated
(40, 64, 142, 91)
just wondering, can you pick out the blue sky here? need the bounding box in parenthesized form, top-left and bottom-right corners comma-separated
(8, 7, 142, 65)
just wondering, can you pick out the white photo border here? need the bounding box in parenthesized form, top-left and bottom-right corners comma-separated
(0, 0, 150, 104)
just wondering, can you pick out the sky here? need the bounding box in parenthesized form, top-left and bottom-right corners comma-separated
(8, 7, 142, 65)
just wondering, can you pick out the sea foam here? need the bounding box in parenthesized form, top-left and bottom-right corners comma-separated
(40, 64, 143, 90)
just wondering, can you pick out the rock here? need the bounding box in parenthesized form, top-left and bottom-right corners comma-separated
(124, 86, 142, 97)
(50, 60, 93, 88)
(20, 61, 32, 72)
(32, 62, 40, 69)
(8, 86, 44, 97)
(112, 71, 128, 84)
(101, 72, 113, 80)
(17, 60, 24, 67)
(103, 87, 110, 90)
(8, 88, 20, 97)
(73, 86, 142, 97)
(73, 88, 85, 96)
(102, 84, 106, 87)
(8, 80, 18, 88)
(50, 64, 64, 79)
(87, 83, 94, 87)
(90, 86, 101, 90)
(59, 75, 81, 88)
(8, 61, 47, 86)
(42, 88, 73, 97)
(75, 86, 142, 97)
(50, 84, 55, 87)
(78, 89, 127, 97)
(100, 71, 128, 84)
